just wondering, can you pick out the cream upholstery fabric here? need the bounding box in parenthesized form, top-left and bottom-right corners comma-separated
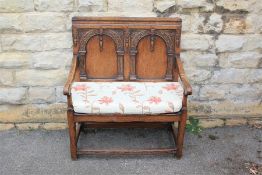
(71, 82, 184, 114)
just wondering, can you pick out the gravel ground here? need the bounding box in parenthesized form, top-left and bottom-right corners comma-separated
(0, 126, 261, 175)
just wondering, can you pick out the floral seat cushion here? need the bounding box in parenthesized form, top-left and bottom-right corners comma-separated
(71, 82, 184, 114)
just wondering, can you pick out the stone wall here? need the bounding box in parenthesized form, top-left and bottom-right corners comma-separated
(0, 0, 261, 130)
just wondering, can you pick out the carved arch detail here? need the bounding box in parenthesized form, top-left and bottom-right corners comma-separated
(130, 29, 175, 53)
(79, 29, 124, 53)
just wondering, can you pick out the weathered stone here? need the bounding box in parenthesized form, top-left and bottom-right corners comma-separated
(199, 119, 224, 128)
(78, 0, 107, 12)
(246, 14, 262, 34)
(192, 13, 223, 33)
(170, 14, 191, 32)
(30, 50, 71, 69)
(211, 69, 248, 84)
(188, 85, 200, 101)
(181, 34, 214, 51)
(0, 105, 28, 123)
(0, 53, 29, 68)
(0, 14, 23, 33)
(29, 87, 55, 104)
(215, 35, 245, 52)
(153, 0, 176, 13)
(177, 0, 214, 11)
(219, 52, 261, 68)
(225, 118, 247, 126)
(55, 86, 67, 103)
(223, 15, 249, 34)
(0, 70, 14, 86)
(181, 51, 217, 67)
(15, 69, 67, 86)
(34, 0, 74, 12)
(108, 0, 153, 13)
(15, 123, 41, 130)
(0, 124, 14, 131)
(242, 34, 262, 51)
(41, 123, 67, 130)
(27, 104, 67, 122)
(186, 68, 212, 83)
(23, 13, 66, 32)
(0, 88, 27, 104)
(199, 85, 226, 100)
(216, 0, 250, 12)
(0, 0, 34, 12)
(248, 118, 262, 126)
(1, 33, 72, 51)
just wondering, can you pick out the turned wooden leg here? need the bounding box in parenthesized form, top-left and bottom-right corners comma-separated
(176, 109, 187, 159)
(67, 109, 77, 160)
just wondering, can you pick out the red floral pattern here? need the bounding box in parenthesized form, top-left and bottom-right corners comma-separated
(72, 84, 89, 91)
(117, 84, 135, 92)
(147, 96, 161, 104)
(98, 96, 113, 105)
(162, 83, 178, 91)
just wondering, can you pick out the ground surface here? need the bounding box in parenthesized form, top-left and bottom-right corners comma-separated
(0, 126, 261, 175)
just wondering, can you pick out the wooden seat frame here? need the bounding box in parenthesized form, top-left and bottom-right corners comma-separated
(63, 17, 192, 160)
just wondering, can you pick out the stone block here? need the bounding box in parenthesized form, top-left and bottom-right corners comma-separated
(15, 69, 67, 86)
(192, 13, 223, 34)
(216, 0, 251, 12)
(177, 0, 214, 11)
(1, 33, 72, 51)
(0, 124, 15, 131)
(0, 105, 28, 123)
(223, 15, 249, 34)
(215, 35, 245, 52)
(78, 0, 107, 12)
(41, 123, 67, 130)
(170, 14, 191, 32)
(153, 0, 176, 13)
(0, 88, 27, 104)
(0, 0, 34, 12)
(0, 53, 29, 68)
(181, 34, 214, 51)
(225, 118, 247, 126)
(27, 104, 67, 122)
(34, 0, 74, 12)
(30, 50, 72, 70)
(23, 13, 66, 32)
(108, 0, 153, 13)
(181, 51, 217, 67)
(15, 123, 41, 130)
(0, 14, 23, 33)
(55, 86, 67, 103)
(199, 119, 224, 128)
(211, 68, 247, 84)
(219, 52, 261, 68)
(0, 70, 14, 86)
(186, 68, 212, 83)
(29, 87, 55, 104)
(199, 85, 226, 100)
(242, 34, 262, 51)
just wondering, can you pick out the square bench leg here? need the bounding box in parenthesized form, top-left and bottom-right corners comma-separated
(176, 109, 187, 159)
(67, 109, 77, 160)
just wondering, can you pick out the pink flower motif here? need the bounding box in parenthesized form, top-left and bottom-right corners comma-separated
(163, 83, 178, 91)
(147, 96, 161, 104)
(72, 84, 89, 91)
(117, 84, 135, 92)
(98, 96, 113, 105)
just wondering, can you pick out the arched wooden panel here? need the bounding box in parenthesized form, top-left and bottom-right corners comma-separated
(85, 35, 118, 78)
(136, 36, 167, 79)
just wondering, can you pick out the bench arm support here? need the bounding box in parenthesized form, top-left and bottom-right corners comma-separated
(63, 55, 78, 96)
(175, 56, 192, 96)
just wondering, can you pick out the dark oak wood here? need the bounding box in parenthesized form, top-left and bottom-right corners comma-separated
(64, 17, 192, 160)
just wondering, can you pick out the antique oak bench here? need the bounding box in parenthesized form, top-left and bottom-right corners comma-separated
(63, 17, 192, 160)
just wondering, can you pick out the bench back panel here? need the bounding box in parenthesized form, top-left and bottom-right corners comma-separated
(72, 17, 182, 82)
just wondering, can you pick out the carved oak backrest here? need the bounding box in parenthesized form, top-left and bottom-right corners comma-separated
(72, 17, 182, 82)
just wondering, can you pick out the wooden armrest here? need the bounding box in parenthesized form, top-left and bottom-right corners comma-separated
(63, 55, 78, 96)
(175, 57, 192, 96)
